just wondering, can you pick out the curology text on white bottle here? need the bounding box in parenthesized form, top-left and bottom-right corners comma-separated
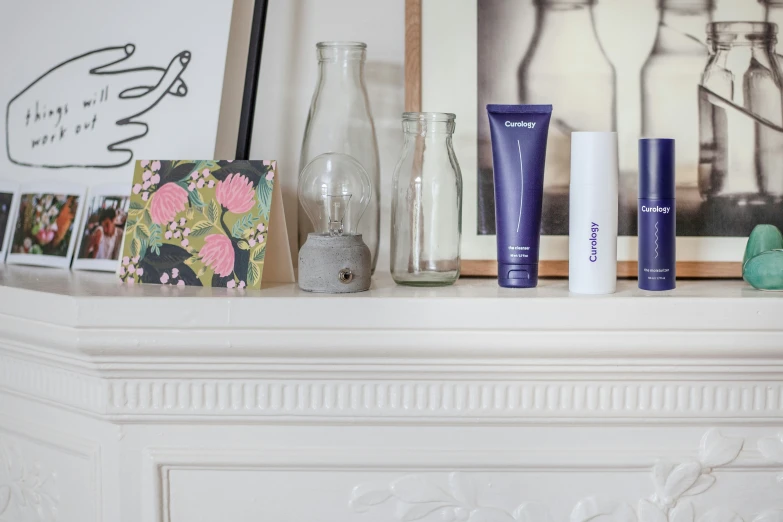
(569, 132, 618, 294)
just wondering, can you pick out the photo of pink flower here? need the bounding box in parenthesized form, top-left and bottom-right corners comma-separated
(199, 234, 234, 277)
(150, 183, 188, 224)
(215, 173, 254, 214)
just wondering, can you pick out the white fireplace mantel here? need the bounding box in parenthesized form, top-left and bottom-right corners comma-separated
(0, 265, 782, 522)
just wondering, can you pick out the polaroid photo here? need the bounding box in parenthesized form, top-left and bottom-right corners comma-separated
(0, 181, 19, 263)
(72, 184, 131, 272)
(6, 182, 87, 268)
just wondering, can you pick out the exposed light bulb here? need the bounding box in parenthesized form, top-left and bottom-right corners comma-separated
(298, 153, 371, 237)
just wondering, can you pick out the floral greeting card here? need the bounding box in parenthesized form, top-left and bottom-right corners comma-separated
(119, 160, 279, 288)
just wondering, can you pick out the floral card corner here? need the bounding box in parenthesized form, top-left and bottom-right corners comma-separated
(119, 159, 277, 289)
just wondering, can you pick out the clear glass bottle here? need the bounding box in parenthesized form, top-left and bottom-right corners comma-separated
(699, 22, 783, 203)
(391, 113, 462, 286)
(299, 42, 380, 272)
(518, 0, 616, 235)
(641, 0, 714, 193)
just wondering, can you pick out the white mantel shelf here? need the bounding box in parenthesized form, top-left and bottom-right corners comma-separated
(2, 266, 783, 522)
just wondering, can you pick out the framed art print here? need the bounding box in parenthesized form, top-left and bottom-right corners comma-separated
(6, 182, 87, 268)
(407, 0, 774, 278)
(72, 183, 131, 272)
(0, 181, 19, 262)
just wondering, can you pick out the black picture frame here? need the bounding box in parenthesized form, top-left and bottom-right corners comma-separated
(235, 0, 270, 161)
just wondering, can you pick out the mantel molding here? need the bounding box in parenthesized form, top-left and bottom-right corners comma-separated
(1, 268, 782, 423)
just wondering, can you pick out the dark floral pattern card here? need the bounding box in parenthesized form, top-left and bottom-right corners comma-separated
(118, 160, 276, 288)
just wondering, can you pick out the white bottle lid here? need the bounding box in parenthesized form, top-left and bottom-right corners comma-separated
(570, 132, 619, 189)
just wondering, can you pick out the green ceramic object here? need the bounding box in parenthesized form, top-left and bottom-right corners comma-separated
(743, 224, 783, 280)
(743, 249, 783, 291)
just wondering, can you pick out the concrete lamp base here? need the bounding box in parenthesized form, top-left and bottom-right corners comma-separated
(298, 233, 372, 293)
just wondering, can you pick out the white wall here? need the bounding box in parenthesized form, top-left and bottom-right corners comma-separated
(250, 0, 405, 270)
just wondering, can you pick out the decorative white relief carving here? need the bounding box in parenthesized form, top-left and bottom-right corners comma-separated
(758, 432, 783, 485)
(0, 437, 58, 522)
(350, 429, 782, 522)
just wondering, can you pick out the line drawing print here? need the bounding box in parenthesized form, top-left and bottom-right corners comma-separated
(5, 44, 190, 169)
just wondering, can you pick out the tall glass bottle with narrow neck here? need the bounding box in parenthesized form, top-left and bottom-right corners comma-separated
(391, 113, 462, 286)
(641, 0, 714, 195)
(518, 0, 616, 236)
(299, 42, 380, 272)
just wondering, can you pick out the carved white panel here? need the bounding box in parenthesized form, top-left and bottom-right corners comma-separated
(150, 430, 783, 522)
(0, 418, 100, 522)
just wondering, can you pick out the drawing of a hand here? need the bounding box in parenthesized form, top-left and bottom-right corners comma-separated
(6, 44, 190, 169)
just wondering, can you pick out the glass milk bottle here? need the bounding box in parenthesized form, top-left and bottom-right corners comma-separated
(699, 23, 783, 203)
(299, 42, 380, 272)
(391, 113, 462, 286)
(518, 0, 616, 235)
(641, 0, 714, 193)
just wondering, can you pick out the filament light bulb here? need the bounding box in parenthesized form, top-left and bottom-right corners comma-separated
(298, 153, 371, 236)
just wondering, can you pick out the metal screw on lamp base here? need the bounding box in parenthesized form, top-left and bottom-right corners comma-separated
(298, 233, 372, 293)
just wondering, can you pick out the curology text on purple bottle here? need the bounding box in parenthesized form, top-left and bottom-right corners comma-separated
(638, 138, 676, 291)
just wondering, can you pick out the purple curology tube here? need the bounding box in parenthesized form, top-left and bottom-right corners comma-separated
(638, 138, 676, 291)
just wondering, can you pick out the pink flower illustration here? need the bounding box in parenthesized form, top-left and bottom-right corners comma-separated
(122, 257, 130, 266)
(142, 192, 149, 201)
(133, 184, 142, 194)
(248, 238, 256, 247)
(151, 174, 160, 184)
(266, 171, 274, 181)
(119, 266, 126, 276)
(188, 182, 196, 192)
(127, 278, 135, 285)
(238, 281, 246, 289)
(177, 280, 185, 287)
(215, 173, 254, 214)
(142, 180, 151, 190)
(165, 230, 173, 240)
(160, 273, 170, 284)
(202, 169, 210, 178)
(172, 268, 179, 278)
(181, 238, 189, 248)
(183, 228, 190, 237)
(208, 180, 215, 188)
(257, 223, 265, 233)
(136, 268, 144, 277)
(180, 218, 186, 226)
(128, 265, 136, 274)
(132, 255, 140, 264)
(197, 178, 205, 189)
(227, 280, 236, 289)
(150, 183, 188, 224)
(200, 234, 235, 277)
(151, 160, 161, 171)
(142, 170, 152, 181)
(191, 171, 199, 180)
(141, 160, 150, 168)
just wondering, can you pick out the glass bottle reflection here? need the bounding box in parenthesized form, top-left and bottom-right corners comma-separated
(762, 0, 783, 53)
(299, 42, 380, 272)
(641, 0, 714, 195)
(518, 0, 616, 235)
(699, 22, 783, 206)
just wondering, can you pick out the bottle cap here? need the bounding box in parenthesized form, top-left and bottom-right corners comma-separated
(570, 132, 619, 188)
(639, 138, 675, 199)
(498, 263, 538, 289)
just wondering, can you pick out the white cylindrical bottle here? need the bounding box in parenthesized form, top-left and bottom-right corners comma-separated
(569, 132, 618, 294)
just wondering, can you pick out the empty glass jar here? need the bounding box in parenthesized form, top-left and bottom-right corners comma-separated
(699, 22, 783, 202)
(299, 42, 380, 272)
(391, 113, 462, 286)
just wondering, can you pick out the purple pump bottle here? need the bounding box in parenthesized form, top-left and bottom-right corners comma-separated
(638, 138, 676, 291)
